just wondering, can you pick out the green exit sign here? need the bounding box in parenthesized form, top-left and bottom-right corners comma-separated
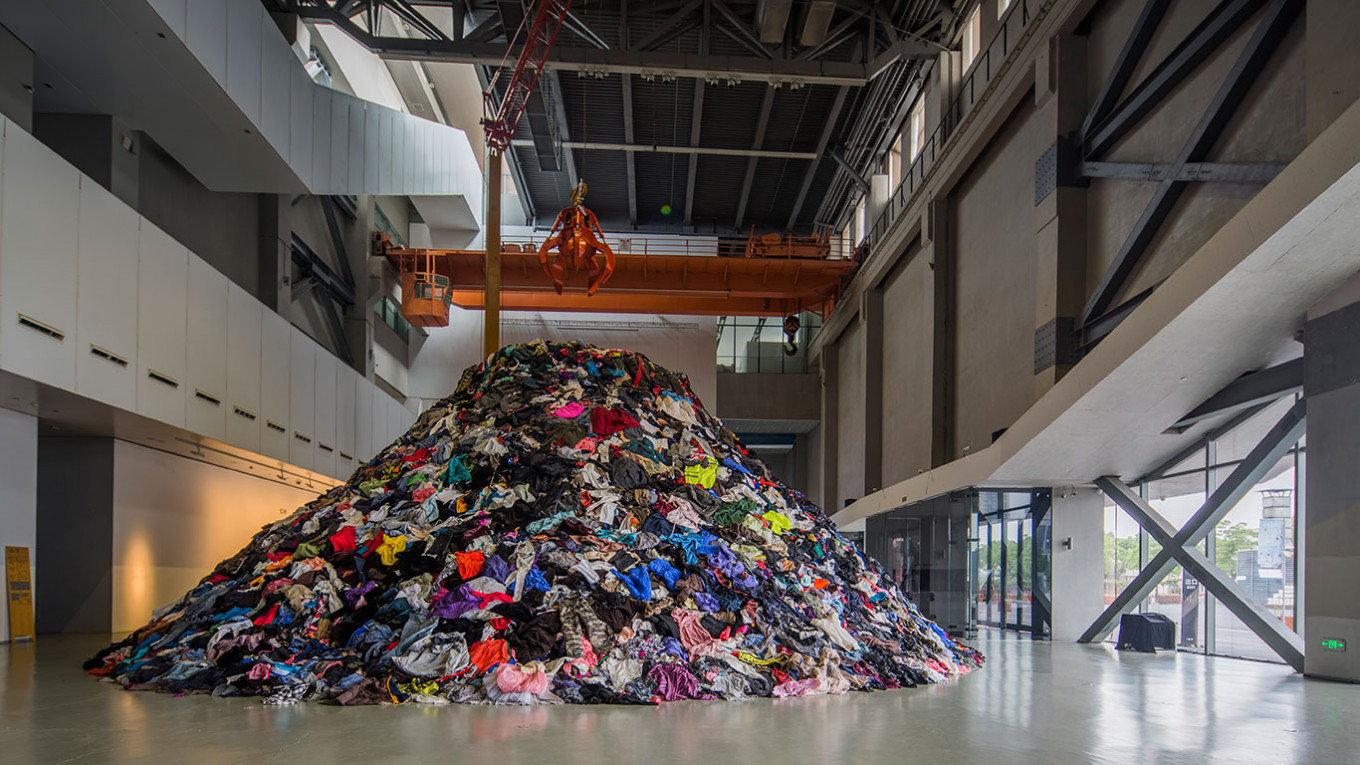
(1321, 638, 1347, 652)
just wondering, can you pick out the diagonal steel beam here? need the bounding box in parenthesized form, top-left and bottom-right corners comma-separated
(1083, 0, 1267, 159)
(735, 84, 776, 230)
(711, 0, 775, 60)
(1171, 358, 1303, 430)
(1080, 0, 1299, 324)
(684, 2, 710, 227)
(633, 0, 704, 51)
(787, 84, 851, 230)
(1093, 476, 1304, 669)
(1137, 401, 1271, 483)
(1081, 0, 1172, 140)
(320, 197, 357, 289)
(1080, 398, 1305, 646)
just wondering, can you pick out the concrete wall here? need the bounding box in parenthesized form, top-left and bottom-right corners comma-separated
(950, 97, 1041, 458)
(880, 248, 933, 485)
(36, 437, 114, 635)
(1301, 290, 1360, 681)
(815, 0, 1326, 516)
(1084, 0, 1307, 304)
(110, 440, 317, 634)
(1050, 487, 1106, 642)
(404, 309, 718, 411)
(715, 373, 819, 423)
(835, 320, 865, 508)
(0, 407, 36, 642)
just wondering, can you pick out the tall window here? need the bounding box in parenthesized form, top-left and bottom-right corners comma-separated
(888, 138, 903, 187)
(908, 99, 926, 160)
(997, 0, 1012, 18)
(854, 197, 867, 245)
(962, 5, 982, 69)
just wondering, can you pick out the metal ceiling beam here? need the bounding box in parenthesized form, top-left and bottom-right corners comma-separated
(1082, 0, 1268, 159)
(829, 147, 870, 192)
(787, 84, 851, 230)
(755, 0, 793, 44)
(632, 0, 704, 51)
(685, 1, 711, 226)
(1081, 0, 1299, 325)
(287, 1, 883, 84)
(735, 84, 776, 230)
(713, 0, 773, 58)
(1136, 401, 1270, 484)
(1171, 358, 1303, 430)
(621, 4, 638, 227)
(800, 2, 838, 47)
(508, 139, 818, 159)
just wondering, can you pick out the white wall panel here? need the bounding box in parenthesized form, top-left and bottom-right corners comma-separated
(186, 0, 227, 87)
(347, 99, 365, 189)
(289, 64, 314, 189)
(0, 124, 80, 390)
(364, 103, 381, 192)
(147, 0, 187, 40)
(330, 95, 350, 194)
(259, 309, 291, 460)
(313, 350, 337, 477)
(225, 0, 263, 126)
(311, 88, 333, 192)
(135, 222, 188, 427)
(259, 14, 291, 158)
(356, 377, 373, 464)
(225, 283, 262, 452)
(75, 179, 139, 410)
(378, 108, 394, 194)
(186, 257, 229, 440)
(371, 387, 388, 455)
(288, 327, 315, 470)
(336, 366, 357, 477)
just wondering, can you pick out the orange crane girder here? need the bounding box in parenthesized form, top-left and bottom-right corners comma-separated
(378, 239, 854, 319)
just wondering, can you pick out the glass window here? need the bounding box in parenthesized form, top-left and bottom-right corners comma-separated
(1213, 452, 1298, 662)
(998, 0, 1012, 18)
(888, 139, 903, 188)
(908, 99, 926, 160)
(962, 6, 982, 70)
(1144, 475, 1207, 652)
(854, 198, 867, 245)
(1103, 495, 1140, 643)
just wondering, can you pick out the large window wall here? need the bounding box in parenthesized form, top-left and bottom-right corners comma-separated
(715, 312, 822, 374)
(1102, 395, 1303, 661)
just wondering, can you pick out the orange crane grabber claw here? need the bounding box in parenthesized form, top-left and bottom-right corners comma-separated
(538, 181, 615, 296)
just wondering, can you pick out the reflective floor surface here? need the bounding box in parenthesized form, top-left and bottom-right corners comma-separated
(2, 629, 1356, 764)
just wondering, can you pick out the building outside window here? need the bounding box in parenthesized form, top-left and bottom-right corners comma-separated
(909, 99, 926, 160)
(962, 5, 982, 70)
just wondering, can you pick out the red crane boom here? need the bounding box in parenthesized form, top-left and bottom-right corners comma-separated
(482, 1, 574, 154)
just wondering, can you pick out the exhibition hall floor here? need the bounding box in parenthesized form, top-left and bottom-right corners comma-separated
(2, 630, 1354, 764)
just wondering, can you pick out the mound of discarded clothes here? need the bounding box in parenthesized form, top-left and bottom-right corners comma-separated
(87, 341, 981, 705)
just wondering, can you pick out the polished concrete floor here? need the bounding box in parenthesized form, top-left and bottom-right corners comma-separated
(2, 629, 1356, 764)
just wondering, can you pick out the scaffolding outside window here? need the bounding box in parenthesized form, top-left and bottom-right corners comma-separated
(715, 313, 823, 374)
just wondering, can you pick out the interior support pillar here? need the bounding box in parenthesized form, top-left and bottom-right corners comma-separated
(1033, 33, 1088, 395)
(861, 288, 884, 494)
(921, 199, 952, 466)
(1302, 292, 1360, 681)
(820, 345, 840, 515)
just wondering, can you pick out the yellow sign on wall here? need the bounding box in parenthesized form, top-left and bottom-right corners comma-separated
(6, 546, 34, 642)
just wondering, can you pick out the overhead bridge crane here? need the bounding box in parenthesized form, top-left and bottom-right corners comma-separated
(376, 232, 856, 323)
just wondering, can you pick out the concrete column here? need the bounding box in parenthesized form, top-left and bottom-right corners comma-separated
(819, 348, 839, 515)
(1033, 34, 1088, 396)
(258, 195, 292, 316)
(861, 289, 884, 494)
(1301, 284, 1360, 681)
(921, 198, 952, 466)
(35, 437, 115, 635)
(1050, 486, 1106, 642)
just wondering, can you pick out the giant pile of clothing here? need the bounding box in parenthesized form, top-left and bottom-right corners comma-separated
(87, 341, 981, 705)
